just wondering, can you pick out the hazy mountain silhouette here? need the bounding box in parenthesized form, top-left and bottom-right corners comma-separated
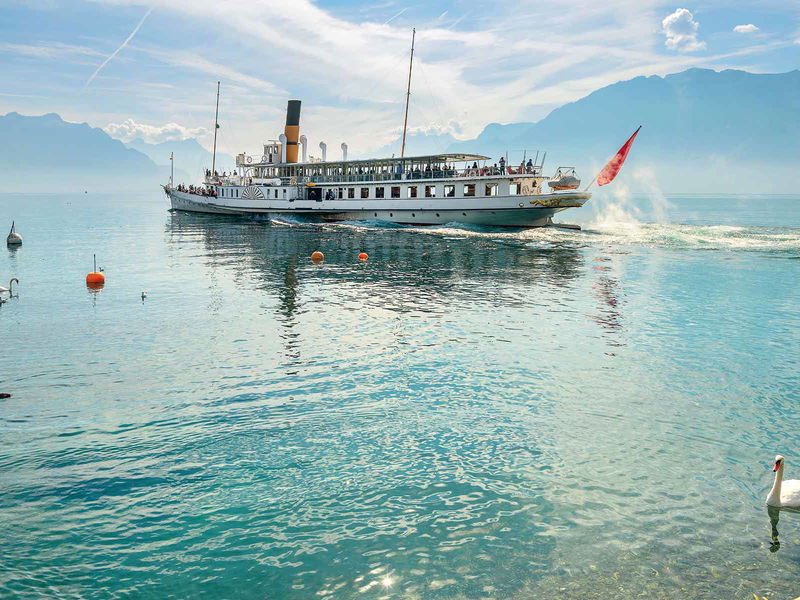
(4, 68, 798, 193)
(0, 112, 162, 192)
(126, 137, 235, 179)
(443, 68, 800, 192)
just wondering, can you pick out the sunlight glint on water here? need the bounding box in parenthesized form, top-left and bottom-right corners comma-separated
(0, 192, 799, 599)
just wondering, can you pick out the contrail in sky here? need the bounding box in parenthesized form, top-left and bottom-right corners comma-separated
(84, 7, 153, 88)
(383, 7, 408, 25)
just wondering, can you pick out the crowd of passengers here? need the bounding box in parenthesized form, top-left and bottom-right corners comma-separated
(179, 158, 540, 194)
(174, 183, 218, 197)
(205, 169, 234, 178)
(309, 157, 539, 179)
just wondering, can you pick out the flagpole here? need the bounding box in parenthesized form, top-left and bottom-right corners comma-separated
(170, 152, 174, 187)
(211, 81, 220, 176)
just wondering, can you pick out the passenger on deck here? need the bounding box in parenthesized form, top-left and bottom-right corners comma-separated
(499, 157, 506, 174)
(526, 159, 533, 173)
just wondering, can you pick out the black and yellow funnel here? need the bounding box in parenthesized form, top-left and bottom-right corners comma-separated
(284, 100, 302, 163)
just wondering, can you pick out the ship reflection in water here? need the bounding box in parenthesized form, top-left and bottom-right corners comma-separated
(160, 212, 620, 596)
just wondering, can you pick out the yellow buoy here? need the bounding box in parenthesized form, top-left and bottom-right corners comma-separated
(358, 252, 368, 260)
(311, 250, 324, 261)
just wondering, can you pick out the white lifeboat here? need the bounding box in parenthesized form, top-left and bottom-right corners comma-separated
(548, 167, 581, 191)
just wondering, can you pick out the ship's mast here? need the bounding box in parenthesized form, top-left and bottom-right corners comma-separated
(211, 81, 220, 175)
(400, 28, 415, 159)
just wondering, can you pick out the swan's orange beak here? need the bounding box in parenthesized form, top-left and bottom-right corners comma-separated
(774, 461, 781, 472)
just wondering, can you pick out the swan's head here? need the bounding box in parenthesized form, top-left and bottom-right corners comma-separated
(774, 455, 785, 472)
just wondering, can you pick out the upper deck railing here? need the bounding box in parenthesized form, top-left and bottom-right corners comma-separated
(205, 166, 545, 188)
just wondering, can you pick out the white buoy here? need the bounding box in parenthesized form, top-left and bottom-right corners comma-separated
(7, 222, 22, 246)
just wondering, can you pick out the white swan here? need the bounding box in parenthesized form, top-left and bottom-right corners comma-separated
(766, 455, 800, 508)
(0, 278, 18, 297)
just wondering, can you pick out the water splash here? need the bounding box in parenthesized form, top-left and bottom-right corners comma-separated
(585, 183, 643, 230)
(632, 166, 671, 224)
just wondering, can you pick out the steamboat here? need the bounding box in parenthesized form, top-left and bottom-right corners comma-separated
(164, 98, 589, 228)
(165, 31, 593, 228)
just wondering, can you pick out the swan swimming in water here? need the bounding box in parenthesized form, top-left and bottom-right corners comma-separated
(766, 455, 800, 508)
(0, 278, 18, 297)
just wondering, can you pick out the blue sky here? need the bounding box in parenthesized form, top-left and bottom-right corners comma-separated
(1, 0, 798, 157)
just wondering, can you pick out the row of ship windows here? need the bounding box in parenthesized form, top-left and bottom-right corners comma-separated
(219, 184, 521, 199)
(337, 183, 507, 199)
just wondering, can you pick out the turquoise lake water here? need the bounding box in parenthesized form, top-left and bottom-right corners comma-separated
(1, 191, 799, 599)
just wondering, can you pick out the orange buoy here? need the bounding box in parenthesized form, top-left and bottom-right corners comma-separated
(358, 252, 368, 260)
(311, 251, 324, 261)
(86, 254, 105, 285)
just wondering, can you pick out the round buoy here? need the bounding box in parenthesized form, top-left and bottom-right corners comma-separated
(86, 272, 105, 285)
(7, 221, 22, 246)
(358, 252, 368, 260)
(311, 251, 324, 261)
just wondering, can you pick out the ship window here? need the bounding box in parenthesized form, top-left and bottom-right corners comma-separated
(485, 184, 498, 196)
(391, 186, 400, 198)
(509, 183, 519, 195)
(464, 184, 475, 197)
(274, 189, 278, 198)
(425, 185, 436, 198)
(348, 188, 355, 199)
(361, 187, 369, 199)
(407, 186, 418, 198)
(376, 187, 385, 198)
(444, 185, 455, 198)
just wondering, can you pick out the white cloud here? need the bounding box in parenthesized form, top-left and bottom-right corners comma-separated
(662, 8, 706, 53)
(0, 42, 103, 60)
(104, 118, 209, 143)
(45, 0, 785, 158)
(733, 24, 759, 33)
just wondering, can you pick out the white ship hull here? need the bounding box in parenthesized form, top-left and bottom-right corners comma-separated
(165, 188, 589, 228)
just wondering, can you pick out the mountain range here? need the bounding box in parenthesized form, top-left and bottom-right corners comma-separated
(2, 68, 798, 193)
(125, 137, 235, 180)
(380, 68, 800, 193)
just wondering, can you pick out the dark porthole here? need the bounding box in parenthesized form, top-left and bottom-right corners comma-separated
(390, 213, 393, 217)
(462, 212, 467, 216)
(412, 213, 415, 217)
(436, 213, 440, 217)
(374, 213, 377, 217)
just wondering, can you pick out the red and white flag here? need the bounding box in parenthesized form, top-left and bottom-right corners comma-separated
(597, 126, 641, 186)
